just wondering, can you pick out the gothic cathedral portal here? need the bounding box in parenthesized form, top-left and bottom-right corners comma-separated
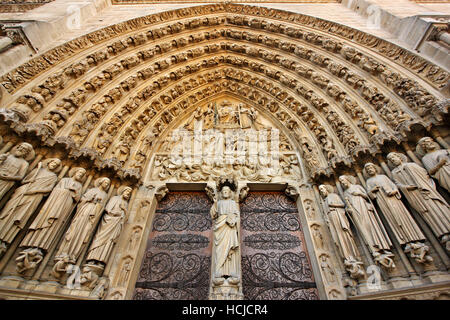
(0, 2, 449, 301)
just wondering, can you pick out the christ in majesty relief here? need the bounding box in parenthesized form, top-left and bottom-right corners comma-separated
(210, 186, 240, 285)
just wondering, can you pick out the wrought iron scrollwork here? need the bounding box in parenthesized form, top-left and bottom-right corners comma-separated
(241, 192, 319, 300)
(152, 234, 210, 251)
(243, 233, 301, 250)
(133, 192, 212, 300)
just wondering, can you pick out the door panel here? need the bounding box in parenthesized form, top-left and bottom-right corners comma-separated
(133, 192, 212, 300)
(240, 192, 319, 300)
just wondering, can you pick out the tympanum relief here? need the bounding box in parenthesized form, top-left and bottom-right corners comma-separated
(149, 98, 303, 184)
(0, 3, 448, 301)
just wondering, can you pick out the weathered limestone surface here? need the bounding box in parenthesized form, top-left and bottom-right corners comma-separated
(0, 1, 448, 301)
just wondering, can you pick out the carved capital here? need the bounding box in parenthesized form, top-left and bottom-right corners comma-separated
(284, 184, 299, 201)
(155, 185, 169, 202)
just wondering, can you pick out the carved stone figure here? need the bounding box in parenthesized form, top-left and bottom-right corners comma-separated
(86, 186, 132, 265)
(0, 158, 60, 255)
(303, 199, 316, 219)
(299, 136, 320, 171)
(387, 152, 450, 251)
(15, 247, 44, 274)
(90, 277, 109, 299)
(319, 254, 336, 284)
(372, 251, 396, 269)
(79, 264, 104, 290)
(0, 142, 34, 202)
(364, 163, 432, 264)
(417, 137, 450, 192)
(54, 177, 110, 271)
(127, 227, 141, 251)
(20, 167, 86, 252)
(404, 242, 433, 264)
(51, 253, 70, 279)
(113, 137, 131, 164)
(339, 175, 395, 269)
(343, 257, 365, 279)
(311, 223, 324, 250)
(319, 184, 364, 278)
(118, 258, 132, 286)
(210, 185, 240, 284)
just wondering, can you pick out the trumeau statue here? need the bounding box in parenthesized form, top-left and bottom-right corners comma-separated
(20, 167, 86, 253)
(208, 177, 243, 300)
(387, 152, 450, 252)
(86, 186, 132, 265)
(416, 137, 450, 193)
(339, 175, 395, 269)
(0, 158, 61, 257)
(0, 142, 34, 202)
(211, 185, 240, 283)
(319, 184, 365, 278)
(364, 163, 433, 264)
(53, 177, 110, 275)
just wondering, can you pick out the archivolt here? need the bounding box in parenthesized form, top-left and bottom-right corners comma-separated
(0, 3, 448, 183)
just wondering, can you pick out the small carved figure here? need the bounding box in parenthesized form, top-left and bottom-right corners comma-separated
(343, 256, 365, 279)
(118, 258, 132, 286)
(319, 254, 336, 284)
(15, 247, 44, 274)
(372, 251, 396, 269)
(404, 242, 433, 264)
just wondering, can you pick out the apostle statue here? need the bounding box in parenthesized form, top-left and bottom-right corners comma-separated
(319, 184, 365, 279)
(210, 185, 240, 285)
(0, 158, 61, 257)
(416, 137, 450, 192)
(86, 186, 132, 265)
(387, 152, 450, 252)
(53, 177, 110, 275)
(364, 163, 433, 264)
(339, 175, 395, 269)
(0, 142, 34, 202)
(19, 167, 86, 257)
